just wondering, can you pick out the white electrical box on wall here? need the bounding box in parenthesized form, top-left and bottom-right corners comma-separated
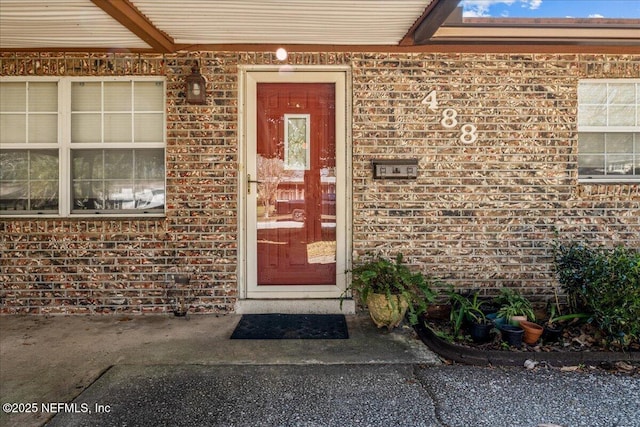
(371, 159, 419, 179)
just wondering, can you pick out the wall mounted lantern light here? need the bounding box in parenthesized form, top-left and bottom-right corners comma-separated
(185, 62, 206, 105)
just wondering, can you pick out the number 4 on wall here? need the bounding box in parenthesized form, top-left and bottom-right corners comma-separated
(421, 90, 438, 112)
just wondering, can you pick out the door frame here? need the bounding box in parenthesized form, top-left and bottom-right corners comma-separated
(237, 65, 352, 300)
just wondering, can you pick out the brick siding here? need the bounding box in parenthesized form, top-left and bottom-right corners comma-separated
(1, 51, 638, 314)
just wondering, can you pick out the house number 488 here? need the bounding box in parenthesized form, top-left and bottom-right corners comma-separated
(422, 90, 477, 144)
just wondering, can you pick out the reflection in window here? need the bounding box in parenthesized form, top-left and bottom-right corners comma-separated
(0, 81, 59, 213)
(0, 150, 59, 212)
(72, 149, 164, 212)
(1, 77, 165, 216)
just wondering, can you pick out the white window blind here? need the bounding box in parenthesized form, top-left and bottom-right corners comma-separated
(578, 80, 640, 182)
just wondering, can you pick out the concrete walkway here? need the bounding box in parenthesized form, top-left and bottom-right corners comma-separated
(0, 313, 436, 427)
(1, 314, 639, 427)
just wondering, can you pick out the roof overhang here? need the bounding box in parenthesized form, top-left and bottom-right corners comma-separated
(421, 9, 640, 47)
(0, 0, 638, 54)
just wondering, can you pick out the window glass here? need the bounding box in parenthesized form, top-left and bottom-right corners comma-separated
(578, 84, 605, 104)
(0, 114, 26, 143)
(0, 82, 26, 112)
(0, 81, 60, 213)
(135, 149, 165, 180)
(29, 150, 59, 209)
(0, 149, 58, 212)
(104, 113, 132, 142)
(71, 82, 101, 111)
(579, 132, 604, 153)
(73, 149, 104, 180)
(135, 81, 164, 111)
(606, 155, 634, 175)
(1, 81, 59, 144)
(72, 148, 164, 212)
(609, 106, 635, 126)
(577, 153, 604, 177)
(105, 150, 134, 179)
(578, 105, 606, 127)
(71, 81, 165, 145)
(28, 82, 58, 112)
(134, 113, 164, 142)
(104, 82, 131, 111)
(71, 113, 101, 143)
(29, 114, 58, 143)
(607, 84, 635, 105)
(578, 80, 639, 181)
(1, 77, 164, 216)
(608, 133, 634, 153)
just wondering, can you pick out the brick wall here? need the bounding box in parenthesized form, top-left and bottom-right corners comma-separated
(1, 51, 638, 314)
(351, 53, 639, 300)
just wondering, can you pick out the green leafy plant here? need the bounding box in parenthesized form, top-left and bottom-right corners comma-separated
(343, 253, 436, 325)
(545, 302, 589, 328)
(552, 242, 594, 312)
(553, 242, 640, 347)
(447, 291, 488, 337)
(495, 288, 535, 322)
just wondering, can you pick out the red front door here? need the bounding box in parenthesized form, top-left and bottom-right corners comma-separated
(255, 83, 336, 286)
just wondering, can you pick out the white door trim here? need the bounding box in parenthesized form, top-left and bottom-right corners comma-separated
(237, 65, 352, 302)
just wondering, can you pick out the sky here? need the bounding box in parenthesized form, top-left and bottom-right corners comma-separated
(461, 0, 640, 19)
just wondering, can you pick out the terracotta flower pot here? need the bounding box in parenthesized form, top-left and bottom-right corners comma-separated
(519, 320, 544, 345)
(366, 293, 408, 330)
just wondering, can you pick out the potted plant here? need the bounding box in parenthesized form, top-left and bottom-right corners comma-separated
(542, 303, 590, 342)
(519, 320, 544, 345)
(343, 253, 436, 329)
(448, 291, 494, 343)
(499, 324, 524, 347)
(495, 289, 535, 326)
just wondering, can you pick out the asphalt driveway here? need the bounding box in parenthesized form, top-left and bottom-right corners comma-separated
(45, 364, 640, 427)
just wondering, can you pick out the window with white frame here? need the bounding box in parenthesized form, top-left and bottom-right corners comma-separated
(0, 81, 59, 213)
(0, 77, 165, 216)
(578, 80, 640, 182)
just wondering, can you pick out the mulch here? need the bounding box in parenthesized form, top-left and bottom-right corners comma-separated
(416, 317, 640, 375)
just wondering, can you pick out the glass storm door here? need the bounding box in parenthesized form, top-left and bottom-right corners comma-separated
(246, 74, 346, 299)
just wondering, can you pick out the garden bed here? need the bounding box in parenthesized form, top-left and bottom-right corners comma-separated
(414, 318, 640, 372)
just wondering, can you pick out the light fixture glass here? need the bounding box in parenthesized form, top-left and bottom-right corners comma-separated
(276, 48, 288, 61)
(186, 63, 206, 105)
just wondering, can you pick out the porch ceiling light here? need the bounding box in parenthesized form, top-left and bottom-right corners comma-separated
(276, 47, 288, 61)
(185, 62, 206, 105)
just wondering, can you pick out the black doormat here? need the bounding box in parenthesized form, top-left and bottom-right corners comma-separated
(230, 314, 349, 340)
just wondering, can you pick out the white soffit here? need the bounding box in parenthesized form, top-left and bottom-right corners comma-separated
(0, 0, 151, 49)
(133, 0, 434, 45)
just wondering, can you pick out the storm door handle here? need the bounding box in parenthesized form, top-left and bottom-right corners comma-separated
(247, 174, 263, 194)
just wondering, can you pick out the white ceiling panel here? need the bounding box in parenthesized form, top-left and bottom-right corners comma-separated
(0, 0, 151, 49)
(0, 0, 634, 52)
(133, 0, 433, 45)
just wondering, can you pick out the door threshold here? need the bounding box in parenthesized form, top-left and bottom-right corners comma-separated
(235, 299, 355, 315)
